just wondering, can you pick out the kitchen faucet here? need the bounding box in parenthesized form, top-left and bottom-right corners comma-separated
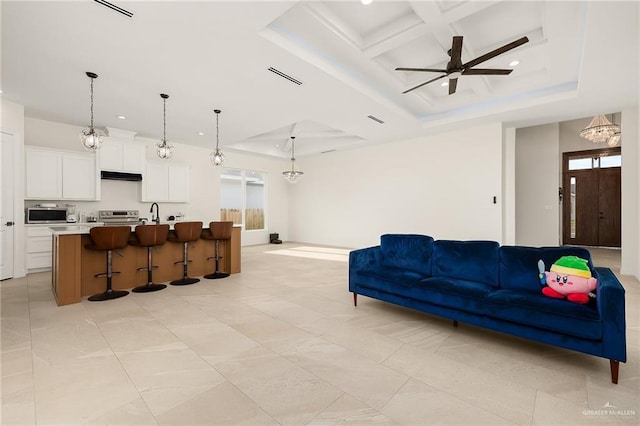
(150, 203, 160, 224)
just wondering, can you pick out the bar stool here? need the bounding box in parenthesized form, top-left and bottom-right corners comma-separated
(85, 226, 131, 302)
(167, 221, 202, 285)
(202, 221, 233, 279)
(129, 224, 170, 293)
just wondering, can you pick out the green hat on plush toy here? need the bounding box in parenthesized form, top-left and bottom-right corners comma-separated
(550, 256, 592, 279)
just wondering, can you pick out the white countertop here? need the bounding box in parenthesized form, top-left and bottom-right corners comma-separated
(48, 221, 239, 235)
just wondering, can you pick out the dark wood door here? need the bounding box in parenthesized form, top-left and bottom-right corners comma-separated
(563, 170, 599, 246)
(598, 168, 621, 247)
(562, 166, 621, 247)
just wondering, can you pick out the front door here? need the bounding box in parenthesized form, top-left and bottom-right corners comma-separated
(1, 132, 15, 280)
(562, 148, 621, 247)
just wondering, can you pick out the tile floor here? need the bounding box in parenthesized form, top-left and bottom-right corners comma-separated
(1, 243, 639, 425)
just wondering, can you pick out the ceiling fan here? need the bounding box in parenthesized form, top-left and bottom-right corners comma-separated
(396, 35, 529, 95)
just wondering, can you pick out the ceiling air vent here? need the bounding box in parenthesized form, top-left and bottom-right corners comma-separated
(268, 67, 302, 85)
(367, 115, 384, 124)
(94, 0, 134, 18)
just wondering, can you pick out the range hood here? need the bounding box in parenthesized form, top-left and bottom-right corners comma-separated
(101, 171, 142, 181)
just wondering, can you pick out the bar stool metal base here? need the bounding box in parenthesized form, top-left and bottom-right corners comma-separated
(132, 283, 167, 293)
(204, 271, 230, 279)
(170, 277, 200, 286)
(88, 289, 129, 302)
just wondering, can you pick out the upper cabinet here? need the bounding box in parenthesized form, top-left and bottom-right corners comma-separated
(99, 137, 146, 173)
(25, 146, 99, 200)
(141, 162, 189, 203)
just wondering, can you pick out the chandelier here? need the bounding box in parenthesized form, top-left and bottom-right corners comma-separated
(579, 114, 620, 144)
(282, 136, 303, 184)
(156, 93, 174, 159)
(79, 72, 105, 150)
(210, 109, 224, 166)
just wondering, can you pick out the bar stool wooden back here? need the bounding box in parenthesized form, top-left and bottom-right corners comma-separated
(85, 226, 131, 301)
(129, 224, 170, 293)
(167, 221, 203, 285)
(202, 221, 233, 279)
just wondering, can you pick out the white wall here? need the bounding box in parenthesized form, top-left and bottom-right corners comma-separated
(1, 99, 26, 277)
(502, 127, 516, 245)
(24, 117, 290, 246)
(515, 123, 560, 246)
(621, 106, 639, 279)
(288, 123, 504, 249)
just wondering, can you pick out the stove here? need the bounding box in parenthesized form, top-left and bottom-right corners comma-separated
(98, 210, 142, 226)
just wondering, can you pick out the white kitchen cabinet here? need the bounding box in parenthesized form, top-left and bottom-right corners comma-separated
(142, 162, 189, 203)
(25, 146, 99, 200)
(99, 138, 146, 173)
(62, 153, 97, 200)
(26, 225, 53, 271)
(25, 148, 63, 199)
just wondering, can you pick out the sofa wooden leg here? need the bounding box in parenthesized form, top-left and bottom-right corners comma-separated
(610, 360, 619, 384)
(353, 293, 357, 307)
(453, 320, 458, 327)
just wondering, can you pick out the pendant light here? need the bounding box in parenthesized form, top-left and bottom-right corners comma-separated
(79, 72, 105, 150)
(156, 93, 174, 159)
(282, 136, 304, 184)
(210, 109, 224, 166)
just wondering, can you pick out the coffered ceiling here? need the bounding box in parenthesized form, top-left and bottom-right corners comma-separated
(1, 1, 638, 159)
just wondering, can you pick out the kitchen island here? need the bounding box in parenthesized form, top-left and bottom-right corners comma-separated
(51, 224, 241, 306)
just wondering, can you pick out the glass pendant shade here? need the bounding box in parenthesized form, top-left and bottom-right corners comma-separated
(579, 114, 620, 144)
(80, 127, 105, 150)
(156, 93, 174, 159)
(210, 109, 224, 166)
(283, 136, 303, 184)
(80, 72, 104, 150)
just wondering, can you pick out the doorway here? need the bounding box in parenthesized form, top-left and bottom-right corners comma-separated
(562, 147, 621, 247)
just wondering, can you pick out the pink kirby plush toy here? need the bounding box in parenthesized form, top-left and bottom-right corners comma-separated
(542, 256, 597, 304)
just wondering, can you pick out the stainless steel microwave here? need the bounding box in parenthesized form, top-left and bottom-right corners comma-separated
(26, 207, 68, 224)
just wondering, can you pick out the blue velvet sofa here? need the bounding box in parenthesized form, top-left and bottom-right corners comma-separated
(349, 234, 627, 383)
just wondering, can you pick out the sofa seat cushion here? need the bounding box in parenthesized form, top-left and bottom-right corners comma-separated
(499, 246, 595, 292)
(408, 277, 494, 315)
(433, 240, 500, 288)
(355, 267, 429, 292)
(486, 289, 601, 340)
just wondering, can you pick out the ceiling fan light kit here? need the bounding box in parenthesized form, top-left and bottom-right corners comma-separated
(396, 35, 529, 95)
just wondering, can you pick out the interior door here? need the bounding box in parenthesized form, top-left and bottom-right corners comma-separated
(1, 132, 15, 280)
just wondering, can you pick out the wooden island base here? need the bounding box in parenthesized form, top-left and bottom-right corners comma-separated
(52, 226, 240, 306)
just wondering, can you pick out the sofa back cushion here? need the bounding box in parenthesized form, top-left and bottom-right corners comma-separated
(380, 234, 434, 276)
(432, 240, 500, 287)
(499, 246, 595, 292)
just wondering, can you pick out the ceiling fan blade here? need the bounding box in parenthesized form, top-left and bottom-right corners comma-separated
(463, 68, 513, 75)
(402, 74, 447, 94)
(396, 67, 448, 73)
(449, 36, 463, 67)
(448, 78, 458, 95)
(463, 36, 529, 69)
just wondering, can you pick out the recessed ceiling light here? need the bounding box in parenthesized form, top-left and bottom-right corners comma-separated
(198, 132, 205, 136)
(275, 144, 280, 148)
(441, 81, 449, 87)
(361, 0, 373, 4)
(0, 90, 3, 94)
(509, 60, 520, 67)
(116, 115, 126, 120)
